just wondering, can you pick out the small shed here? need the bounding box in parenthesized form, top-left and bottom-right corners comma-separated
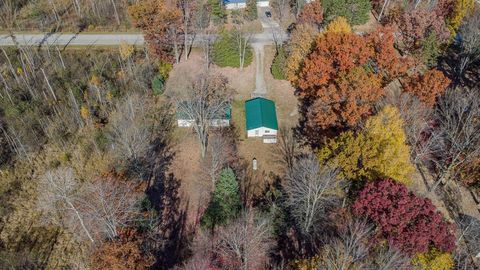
(177, 105, 231, 128)
(245, 97, 278, 143)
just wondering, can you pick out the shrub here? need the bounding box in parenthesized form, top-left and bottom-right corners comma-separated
(212, 30, 253, 68)
(151, 75, 165, 95)
(271, 46, 286, 80)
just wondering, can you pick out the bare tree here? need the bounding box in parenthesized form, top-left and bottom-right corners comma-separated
(284, 155, 343, 237)
(454, 11, 480, 84)
(174, 73, 233, 158)
(270, 0, 290, 24)
(108, 93, 151, 163)
(232, 27, 252, 70)
(201, 134, 231, 188)
(82, 177, 140, 240)
(319, 219, 373, 270)
(370, 245, 411, 270)
(36, 167, 95, 243)
(216, 210, 272, 270)
(428, 88, 480, 192)
(456, 214, 480, 264)
(274, 127, 300, 173)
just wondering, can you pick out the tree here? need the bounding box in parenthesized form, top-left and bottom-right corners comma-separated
(426, 88, 480, 191)
(283, 155, 342, 237)
(208, 0, 227, 23)
(212, 29, 253, 69)
(388, 7, 450, 53)
(129, 0, 183, 63)
(352, 179, 457, 255)
(270, 0, 290, 24)
(107, 94, 151, 164)
(201, 168, 242, 230)
(245, 0, 258, 20)
(447, 0, 474, 36)
(91, 230, 155, 270)
(36, 167, 95, 243)
(83, 176, 140, 240)
(412, 248, 454, 270)
(321, 0, 371, 25)
(215, 210, 272, 270)
(403, 69, 451, 107)
(318, 105, 414, 184)
(271, 46, 287, 80)
(284, 23, 318, 83)
(296, 28, 406, 139)
(451, 10, 480, 84)
(297, 1, 323, 28)
(174, 73, 233, 158)
(324, 16, 351, 33)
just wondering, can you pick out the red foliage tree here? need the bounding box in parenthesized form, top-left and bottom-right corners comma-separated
(387, 7, 450, 52)
(352, 179, 456, 255)
(296, 27, 407, 140)
(297, 1, 324, 28)
(403, 69, 451, 107)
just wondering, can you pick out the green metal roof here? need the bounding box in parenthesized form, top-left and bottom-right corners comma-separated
(245, 97, 278, 130)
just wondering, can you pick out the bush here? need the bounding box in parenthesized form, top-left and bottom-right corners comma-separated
(321, 0, 371, 25)
(271, 46, 286, 80)
(212, 30, 253, 68)
(151, 75, 165, 95)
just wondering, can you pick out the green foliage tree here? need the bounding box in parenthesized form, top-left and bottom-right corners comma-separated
(271, 46, 287, 80)
(321, 0, 371, 25)
(318, 105, 414, 184)
(245, 0, 258, 20)
(212, 30, 253, 68)
(151, 75, 165, 95)
(421, 32, 442, 68)
(208, 0, 227, 23)
(201, 168, 242, 230)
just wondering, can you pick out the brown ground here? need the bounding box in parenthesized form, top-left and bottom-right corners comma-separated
(353, 11, 381, 34)
(167, 47, 298, 224)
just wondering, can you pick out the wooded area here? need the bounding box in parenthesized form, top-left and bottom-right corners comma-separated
(0, 0, 480, 269)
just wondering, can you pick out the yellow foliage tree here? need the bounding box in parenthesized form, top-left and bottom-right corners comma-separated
(325, 16, 352, 34)
(80, 106, 90, 120)
(119, 41, 135, 60)
(413, 249, 454, 270)
(289, 255, 321, 270)
(448, 0, 474, 36)
(285, 24, 319, 83)
(318, 105, 414, 184)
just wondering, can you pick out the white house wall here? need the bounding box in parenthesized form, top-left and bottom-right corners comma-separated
(225, 1, 269, 9)
(177, 119, 230, 127)
(247, 127, 277, 137)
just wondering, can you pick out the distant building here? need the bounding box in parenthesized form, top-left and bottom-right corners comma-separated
(224, 0, 269, 10)
(245, 97, 278, 143)
(177, 105, 231, 127)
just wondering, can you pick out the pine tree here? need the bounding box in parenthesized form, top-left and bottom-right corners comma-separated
(245, 0, 258, 20)
(201, 168, 242, 230)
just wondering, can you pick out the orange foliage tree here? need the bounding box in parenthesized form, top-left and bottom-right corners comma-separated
(297, 1, 323, 28)
(296, 27, 408, 141)
(129, 0, 183, 63)
(91, 229, 155, 270)
(403, 69, 451, 107)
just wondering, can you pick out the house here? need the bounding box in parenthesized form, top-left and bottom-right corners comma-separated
(177, 105, 231, 127)
(224, 0, 269, 10)
(245, 97, 278, 143)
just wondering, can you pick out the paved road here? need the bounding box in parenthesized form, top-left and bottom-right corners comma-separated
(0, 32, 286, 46)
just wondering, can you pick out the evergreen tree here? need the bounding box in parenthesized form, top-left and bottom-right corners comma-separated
(321, 0, 371, 25)
(245, 0, 258, 20)
(208, 0, 227, 23)
(271, 46, 287, 80)
(212, 30, 253, 68)
(201, 168, 242, 230)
